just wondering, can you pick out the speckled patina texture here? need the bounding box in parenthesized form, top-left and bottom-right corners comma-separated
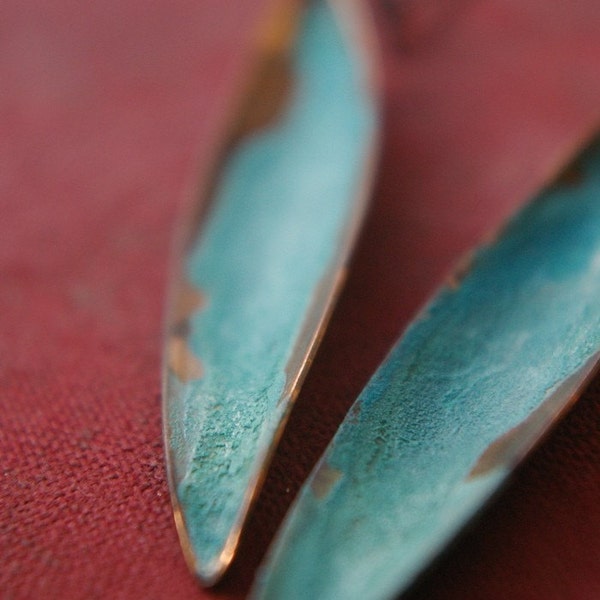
(164, 0, 377, 582)
(252, 142, 600, 600)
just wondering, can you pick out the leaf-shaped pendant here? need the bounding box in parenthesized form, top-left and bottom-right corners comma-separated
(163, 0, 379, 584)
(252, 140, 600, 600)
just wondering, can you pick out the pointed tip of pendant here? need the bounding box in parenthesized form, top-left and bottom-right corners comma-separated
(172, 500, 238, 586)
(194, 557, 230, 588)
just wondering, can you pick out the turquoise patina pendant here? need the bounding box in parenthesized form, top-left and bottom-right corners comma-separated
(162, 0, 379, 585)
(251, 141, 600, 599)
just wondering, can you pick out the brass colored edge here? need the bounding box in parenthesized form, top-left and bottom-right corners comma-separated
(469, 351, 600, 479)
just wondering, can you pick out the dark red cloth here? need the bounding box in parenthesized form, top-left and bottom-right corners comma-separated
(2, 1, 599, 598)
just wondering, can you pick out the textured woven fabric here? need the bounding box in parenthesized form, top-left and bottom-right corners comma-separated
(1, 1, 599, 599)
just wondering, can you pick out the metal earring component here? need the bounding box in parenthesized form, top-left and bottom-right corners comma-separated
(163, 0, 380, 585)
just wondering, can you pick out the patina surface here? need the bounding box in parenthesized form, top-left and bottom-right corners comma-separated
(252, 142, 600, 600)
(164, 0, 377, 583)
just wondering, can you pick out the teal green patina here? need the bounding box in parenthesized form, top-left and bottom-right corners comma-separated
(252, 143, 600, 600)
(165, 0, 376, 583)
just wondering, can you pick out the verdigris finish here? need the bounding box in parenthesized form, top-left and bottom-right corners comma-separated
(164, 0, 377, 584)
(251, 142, 600, 600)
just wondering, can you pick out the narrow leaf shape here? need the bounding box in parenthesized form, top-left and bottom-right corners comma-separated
(252, 141, 600, 600)
(163, 0, 378, 584)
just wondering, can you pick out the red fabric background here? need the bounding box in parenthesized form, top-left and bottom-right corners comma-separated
(1, 1, 600, 598)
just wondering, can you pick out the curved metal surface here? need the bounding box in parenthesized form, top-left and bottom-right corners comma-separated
(251, 140, 600, 600)
(162, 0, 379, 585)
